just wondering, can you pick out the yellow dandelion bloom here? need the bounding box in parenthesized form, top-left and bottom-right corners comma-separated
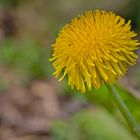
(50, 10, 139, 93)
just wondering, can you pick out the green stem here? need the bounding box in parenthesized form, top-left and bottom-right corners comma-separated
(106, 84, 140, 139)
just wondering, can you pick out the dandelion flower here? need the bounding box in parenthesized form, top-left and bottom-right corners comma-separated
(50, 10, 139, 93)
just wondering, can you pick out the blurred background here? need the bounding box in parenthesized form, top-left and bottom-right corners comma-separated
(0, 0, 140, 140)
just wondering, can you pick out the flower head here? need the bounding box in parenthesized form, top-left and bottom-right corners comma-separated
(50, 10, 139, 93)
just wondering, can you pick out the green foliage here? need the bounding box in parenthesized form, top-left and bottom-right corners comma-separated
(87, 85, 140, 122)
(0, 40, 19, 65)
(84, 86, 113, 110)
(0, 39, 52, 82)
(52, 108, 137, 140)
(117, 85, 140, 122)
(0, 0, 26, 7)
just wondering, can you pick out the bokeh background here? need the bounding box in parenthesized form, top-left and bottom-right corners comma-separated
(0, 0, 140, 140)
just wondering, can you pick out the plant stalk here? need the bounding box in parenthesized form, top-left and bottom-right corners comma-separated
(106, 84, 140, 139)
